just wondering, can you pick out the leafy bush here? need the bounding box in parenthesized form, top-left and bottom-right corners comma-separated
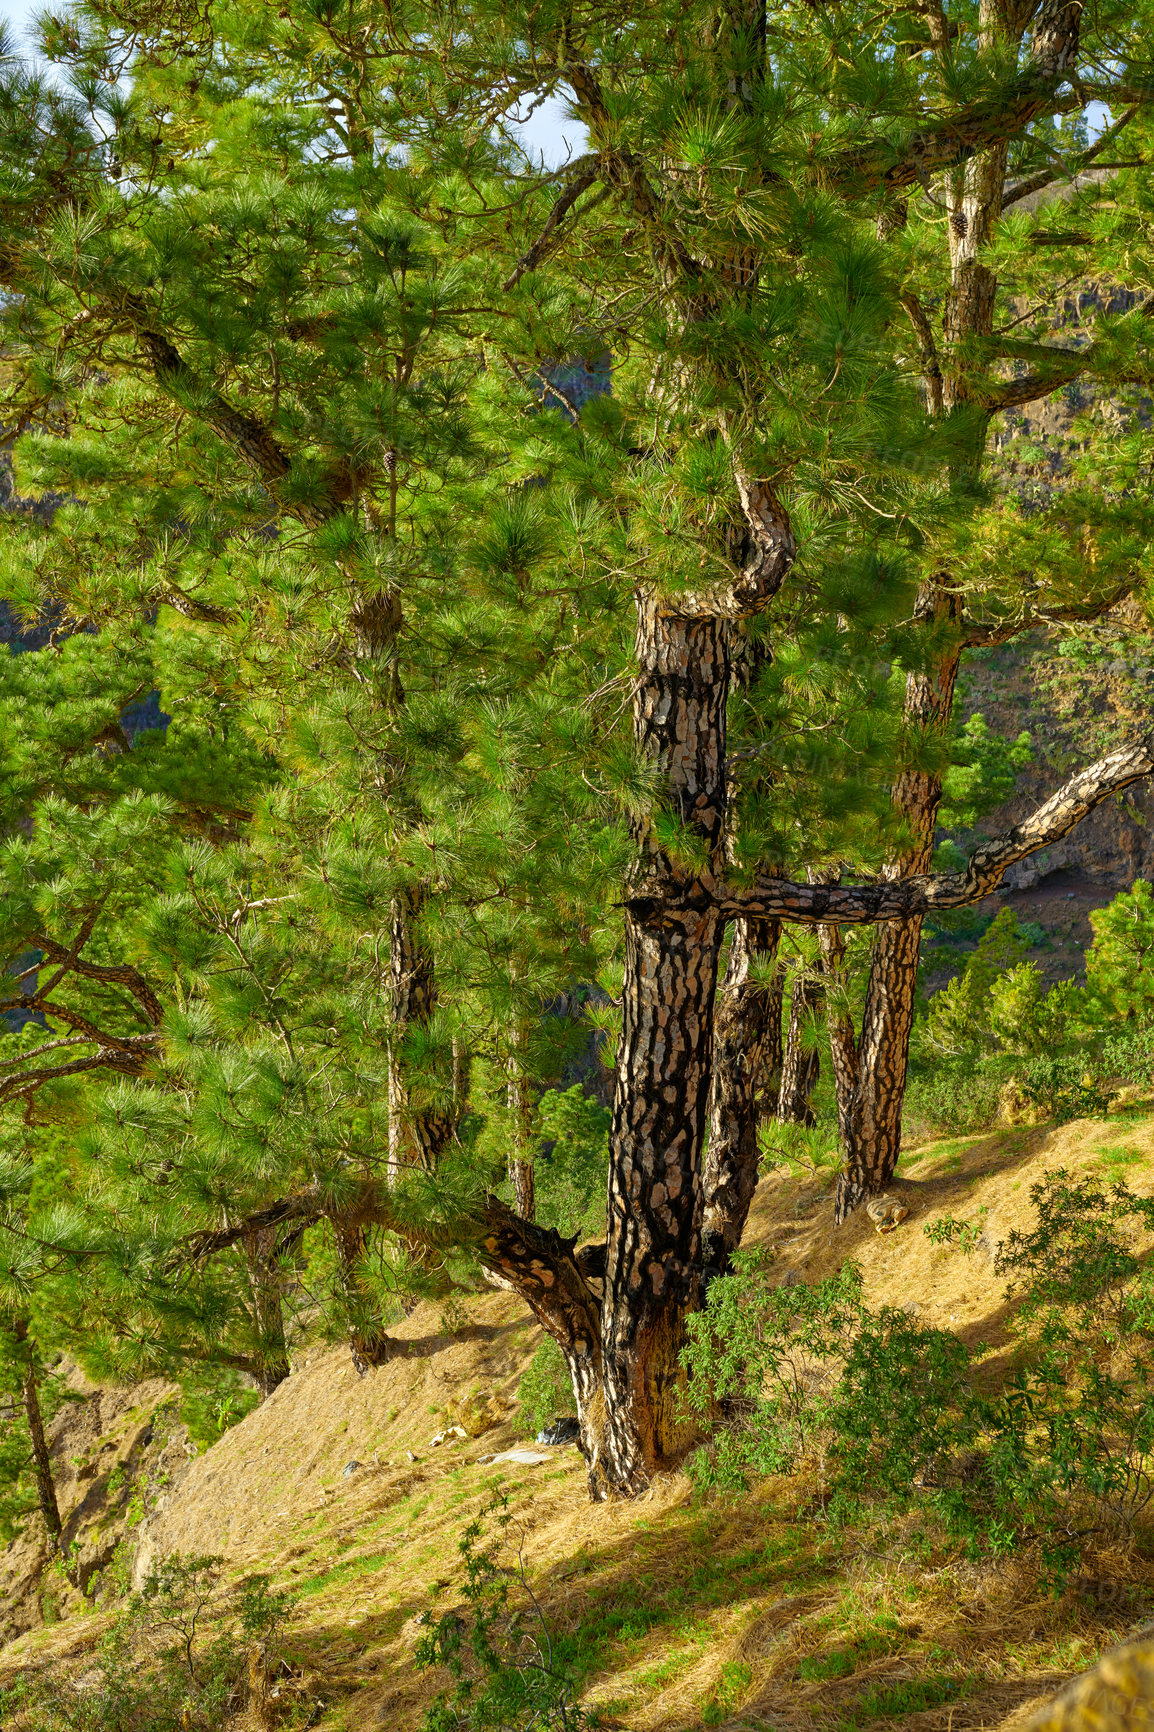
(416, 1494, 593, 1730)
(904, 1056, 1014, 1136)
(683, 1174, 1154, 1580)
(518, 1336, 576, 1438)
(0, 1552, 298, 1731)
(1018, 1053, 1113, 1123)
(681, 1254, 970, 1500)
(1100, 1024, 1154, 1088)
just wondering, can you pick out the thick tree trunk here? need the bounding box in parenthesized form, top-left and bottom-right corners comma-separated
(599, 596, 732, 1495)
(701, 917, 782, 1275)
(14, 1322, 61, 1545)
(777, 968, 820, 1125)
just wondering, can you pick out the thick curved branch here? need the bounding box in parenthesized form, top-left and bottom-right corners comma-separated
(28, 932, 164, 1027)
(963, 581, 1136, 647)
(709, 732, 1154, 926)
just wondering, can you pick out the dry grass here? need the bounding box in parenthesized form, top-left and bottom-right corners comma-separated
(3, 1108, 1154, 1729)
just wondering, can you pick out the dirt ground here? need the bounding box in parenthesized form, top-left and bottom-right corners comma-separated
(2, 1109, 1154, 1729)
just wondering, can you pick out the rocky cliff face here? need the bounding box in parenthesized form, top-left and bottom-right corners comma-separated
(0, 1370, 191, 1645)
(953, 618, 1154, 972)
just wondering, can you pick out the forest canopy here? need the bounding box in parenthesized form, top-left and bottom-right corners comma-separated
(0, 0, 1152, 1511)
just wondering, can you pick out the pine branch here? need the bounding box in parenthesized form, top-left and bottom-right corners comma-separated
(963, 583, 1136, 648)
(706, 732, 1154, 926)
(26, 934, 164, 1027)
(971, 300, 1154, 411)
(0, 1037, 159, 1104)
(833, 0, 1083, 195)
(1001, 104, 1137, 210)
(502, 162, 599, 289)
(117, 300, 353, 527)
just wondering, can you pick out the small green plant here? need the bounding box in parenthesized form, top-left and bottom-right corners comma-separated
(518, 1336, 576, 1438)
(923, 1207, 988, 1254)
(0, 1548, 297, 1731)
(415, 1493, 594, 1729)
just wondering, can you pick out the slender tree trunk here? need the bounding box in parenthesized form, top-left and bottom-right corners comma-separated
(777, 967, 820, 1125)
(815, 920, 860, 1149)
(387, 884, 454, 1181)
(14, 1322, 61, 1545)
(333, 1217, 398, 1374)
(507, 1023, 536, 1221)
(243, 1227, 291, 1399)
(701, 917, 782, 1275)
(834, 68, 1012, 1220)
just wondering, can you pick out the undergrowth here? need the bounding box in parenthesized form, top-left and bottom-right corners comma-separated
(682, 1169, 1154, 1585)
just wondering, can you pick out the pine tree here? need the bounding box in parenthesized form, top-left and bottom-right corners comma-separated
(2, 0, 1154, 1507)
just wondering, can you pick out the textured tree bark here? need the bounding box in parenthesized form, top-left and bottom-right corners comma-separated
(599, 595, 733, 1494)
(14, 1322, 61, 1545)
(701, 918, 782, 1276)
(717, 733, 1154, 922)
(835, 601, 964, 1219)
(777, 966, 821, 1127)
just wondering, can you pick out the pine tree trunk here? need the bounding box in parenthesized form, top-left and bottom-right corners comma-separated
(333, 1218, 398, 1374)
(243, 1228, 291, 1399)
(14, 1323, 61, 1545)
(387, 884, 454, 1181)
(834, 80, 1011, 1222)
(507, 1024, 536, 1221)
(777, 968, 820, 1125)
(701, 917, 782, 1275)
(816, 920, 860, 1149)
(481, 486, 796, 1498)
(599, 598, 731, 1495)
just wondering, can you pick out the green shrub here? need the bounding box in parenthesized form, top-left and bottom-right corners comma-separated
(682, 1174, 1154, 1581)
(904, 1056, 1013, 1135)
(0, 1551, 298, 1731)
(518, 1336, 576, 1438)
(416, 1493, 594, 1730)
(1018, 1053, 1113, 1123)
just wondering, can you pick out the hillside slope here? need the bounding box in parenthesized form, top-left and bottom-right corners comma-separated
(3, 1111, 1154, 1730)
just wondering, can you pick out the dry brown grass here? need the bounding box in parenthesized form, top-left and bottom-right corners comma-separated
(3, 1108, 1154, 1729)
